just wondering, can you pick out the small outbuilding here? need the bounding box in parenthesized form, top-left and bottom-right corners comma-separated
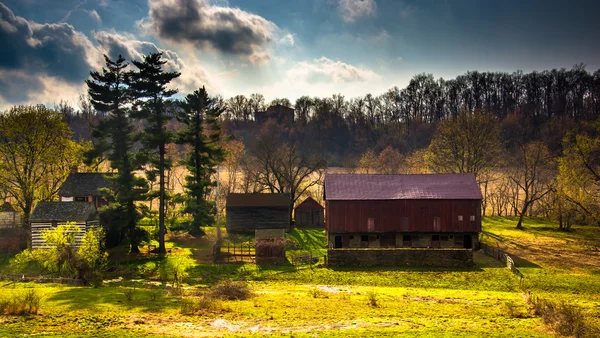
(294, 197, 324, 228)
(29, 202, 100, 249)
(226, 193, 290, 232)
(58, 170, 113, 209)
(0, 202, 21, 228)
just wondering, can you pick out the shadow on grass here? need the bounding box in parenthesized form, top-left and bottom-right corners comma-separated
(287, 228, 327, 252)
(45, 286, 181, 313)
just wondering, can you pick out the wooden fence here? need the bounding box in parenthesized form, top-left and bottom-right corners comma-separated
(480, 243, 524, 280)
(213, 241, 256, 263)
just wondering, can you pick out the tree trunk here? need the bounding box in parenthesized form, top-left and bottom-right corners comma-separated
(158, 143, 166, 254)
(516, 202, 529, 229)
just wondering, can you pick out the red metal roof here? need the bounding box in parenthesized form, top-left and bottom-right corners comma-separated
(325, 173, 482, 200)
(295, 197, 324, 210)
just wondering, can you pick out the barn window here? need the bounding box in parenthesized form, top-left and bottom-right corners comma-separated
(367, 218, 375, 231)
(470, 215, 475, 221)
(349, 235, 354, 240)
(75, 196, 87, 202)
(433, 216, 441, 231)
(458, 215, 463, 221)
(402, 235, 411, 247)
(361, 235, 369, 242)
(441, 235, 449, 241)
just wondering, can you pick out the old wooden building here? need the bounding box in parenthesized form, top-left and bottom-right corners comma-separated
(29, 202, 100, 249)
(58, 169, 113, 209)
(0, 202, 20, 228)
(324, 173, 482, 267)
(226, 193, 290, 232)
(294, 197, 324, 228)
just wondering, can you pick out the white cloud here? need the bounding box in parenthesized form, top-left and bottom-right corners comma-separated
(278, 33, 295, 46)
(338, 0, 377, 23)
(253, 57, 385, 102)
(287, 57, 380, 84)
(88, 10, 102, 24)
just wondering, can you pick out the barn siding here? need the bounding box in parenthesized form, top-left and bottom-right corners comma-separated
(326, 199, 481, 233)
(0, 211, 20, 228)
(226, 206, 289, 232)
(31, 222, 87, 249)
(295, 209, 324, 228)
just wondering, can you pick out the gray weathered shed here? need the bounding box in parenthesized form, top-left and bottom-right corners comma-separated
(30, 202, 100, 248)
(226, 193, 290, 232)
(0, 202, 21, 228)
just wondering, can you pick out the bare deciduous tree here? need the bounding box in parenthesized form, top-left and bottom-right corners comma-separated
(510, 141, 555, 229)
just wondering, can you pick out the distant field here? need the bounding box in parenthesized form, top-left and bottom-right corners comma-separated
(3, 218, 599, 337)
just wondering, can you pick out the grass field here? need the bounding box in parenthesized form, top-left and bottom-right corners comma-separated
(1, 217, 598, 337)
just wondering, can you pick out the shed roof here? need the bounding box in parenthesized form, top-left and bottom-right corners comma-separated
(325, 173, 482, 200)
(58, 172, 113, 196)
(226, 193, 290, 208)
(30, 202, 98, 222)
(0, 202, 16, 212)
(295, 197, 324, 210)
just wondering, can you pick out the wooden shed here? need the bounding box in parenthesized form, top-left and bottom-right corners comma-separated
(58, 170, 113, 209)
(325, 173, 482, 250)
(0, 202, 21, 228)
(226, 193, 290, 232)
(29, 202, 100, 249)
(294, 197, 324, 228)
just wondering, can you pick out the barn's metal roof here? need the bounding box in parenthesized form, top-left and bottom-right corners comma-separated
(325, 173, 482, 200)
(58, 173, 113, 197)
(30, 202, 98, 222)
(226, 193, 290, 207)
(295, 197, 324, 210)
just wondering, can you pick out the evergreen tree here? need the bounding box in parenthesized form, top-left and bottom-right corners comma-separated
(86, 55, 148, 253)
(176, 87, 226, 236)
(129, 53, 180, 254)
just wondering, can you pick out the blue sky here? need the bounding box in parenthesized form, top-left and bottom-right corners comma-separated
(1, 0, 599, 109)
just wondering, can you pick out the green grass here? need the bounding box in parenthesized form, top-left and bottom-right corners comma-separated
(481, 216, 600, 331)
(6, 218, 599, 337)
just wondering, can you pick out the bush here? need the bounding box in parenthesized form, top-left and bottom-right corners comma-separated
(180, 296, 224, 315)
(10, 225, 108, 285)
(0, 289, 41, 315)
(161, 255, 196, 287)
(308, 287, 329, 299)
(208, 280, 253, 300)
(367, 291, 378, 307)
(529, 294, 593, 338)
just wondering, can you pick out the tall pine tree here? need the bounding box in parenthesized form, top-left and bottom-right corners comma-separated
(129, 53, 180, 254)
(176, 87, 226, 236)
(86, 55, 148, 253)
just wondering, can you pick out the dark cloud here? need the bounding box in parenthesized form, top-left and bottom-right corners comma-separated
(140, 0, 275, 57)
(0, 71, 44, 104)
(0, 2, 97, 84)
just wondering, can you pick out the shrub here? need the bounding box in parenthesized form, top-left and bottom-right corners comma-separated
(10, 225, 108, 285)
(161, 255, 196, 287)
(308, 287, 329, 299)
(0, 289, 41, 315)
(208, 280, 253, 300)
(529, 294, 592, 338)
(367, 291, 378, 307)
(123, 285, 136, 301)
(180, 296, 224, 315)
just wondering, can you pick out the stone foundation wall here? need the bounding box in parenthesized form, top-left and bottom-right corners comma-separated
(327, 248, 473, 267)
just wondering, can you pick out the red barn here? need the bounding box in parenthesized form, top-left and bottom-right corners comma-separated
(324, 173, 482, 266)
(294, 197, 324, 228)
